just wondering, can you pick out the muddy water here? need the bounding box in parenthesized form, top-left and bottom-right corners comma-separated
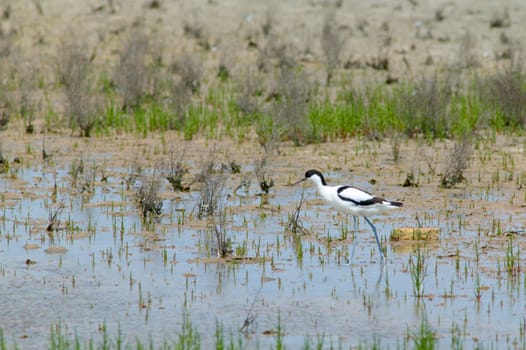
(1, 136, 526, 349)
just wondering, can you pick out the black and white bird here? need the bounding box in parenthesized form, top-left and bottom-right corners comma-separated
(291, 169, 403, 263)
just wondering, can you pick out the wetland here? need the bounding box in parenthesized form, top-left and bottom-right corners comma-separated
(1, 0, 526, 348)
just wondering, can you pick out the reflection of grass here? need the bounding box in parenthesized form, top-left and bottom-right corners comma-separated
(409, 317, 436, 350)
(506, 236, 521, 276)
(0, 310, 523, 349)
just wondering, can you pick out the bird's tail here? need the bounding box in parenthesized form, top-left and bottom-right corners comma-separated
(388, 200, 403, 207)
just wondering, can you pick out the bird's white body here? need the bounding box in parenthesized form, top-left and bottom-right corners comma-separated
(293, 169, 403, 263)
(308, 175, 400, 217)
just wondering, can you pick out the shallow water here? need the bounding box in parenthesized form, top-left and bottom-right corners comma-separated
(1, 162, 526, 349)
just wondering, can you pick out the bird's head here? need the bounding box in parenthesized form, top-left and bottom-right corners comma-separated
(290, 169, 326, 186)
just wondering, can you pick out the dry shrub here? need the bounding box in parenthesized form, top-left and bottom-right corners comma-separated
(0, 21, 14, 58)
(261, 5, 275, 37)
(397, 74, 452, 137)
(255, 119, 281, 155)
(236, 67, 262, 116)
(125, 161, 142, 190)
(197, 173, 225, 219)
(490, 9, 511, 28)
(254, 156, 274, 194)
(271, 66, 313, 145)
(213, 206, 232, 257)
(183, 13, 209, 49)
(183, 14, 204, 40)
(147, 38, 167, 100)
(194, 145, 219, 184)
(47, 201, 65, 233)
(172, 53, 202, 94)
(440, 136, 472, 188)
(115, 29, 149, 110)
(0, 73, 10, 130)
(136, 172, 163, 220)
(287, 189, 308, 236)
(366, 50, 389, 71)
(321, 9, 344, 85)
(0, 27, 15, 130)
(17, 63, 39, 133)
(217, 45, 236, 81)
(195, 146, 225, 218)
(255, 57, 312, 151)
(57, 34, 100, 136)
(256, 37, 297, 73)
(0, 108, 8, 130)
(480, 64, 526, 127)
(69, 157, 98, 194)
(391, 131, 403, 163)
(0, 144, 8, 173)
(165, 77, 191, 129)
(163, 146, 188, 191)
(452, 31, 478, 71)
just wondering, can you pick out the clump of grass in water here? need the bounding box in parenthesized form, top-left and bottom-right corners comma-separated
(254, 156, 274, 194)
(135, 172, 163, 221)
(163, 146, 189, 192)
(125, 161, 142, 190)
(197, 173, 225, 219)
(193, 145, 219, 184)
(46, 200, 65, 234)
(0, 145, 9, 174)
(286, 189, 309, 264)
(409, 247, 428, 298)
(286, 189, 308, 236)
(70, 157, 98, 195)
(195, 146, 226, 219)
(213, 205, 232, 257)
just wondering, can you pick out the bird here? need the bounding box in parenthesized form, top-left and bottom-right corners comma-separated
(291, 169, 403, 263)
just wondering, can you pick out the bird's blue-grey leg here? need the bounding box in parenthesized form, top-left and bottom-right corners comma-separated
(363, 217, 385, 263)
(349, 215, 358, 263)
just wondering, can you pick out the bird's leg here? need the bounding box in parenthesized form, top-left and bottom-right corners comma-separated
(349, 215, 358, 263)
(363, 217, 385, 263)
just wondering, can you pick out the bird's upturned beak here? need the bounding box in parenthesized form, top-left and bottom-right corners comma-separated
(289, 177, 306, 186)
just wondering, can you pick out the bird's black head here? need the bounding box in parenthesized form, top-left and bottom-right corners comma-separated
(305, 169, 326, 185)
(289, 169, 326, 186)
